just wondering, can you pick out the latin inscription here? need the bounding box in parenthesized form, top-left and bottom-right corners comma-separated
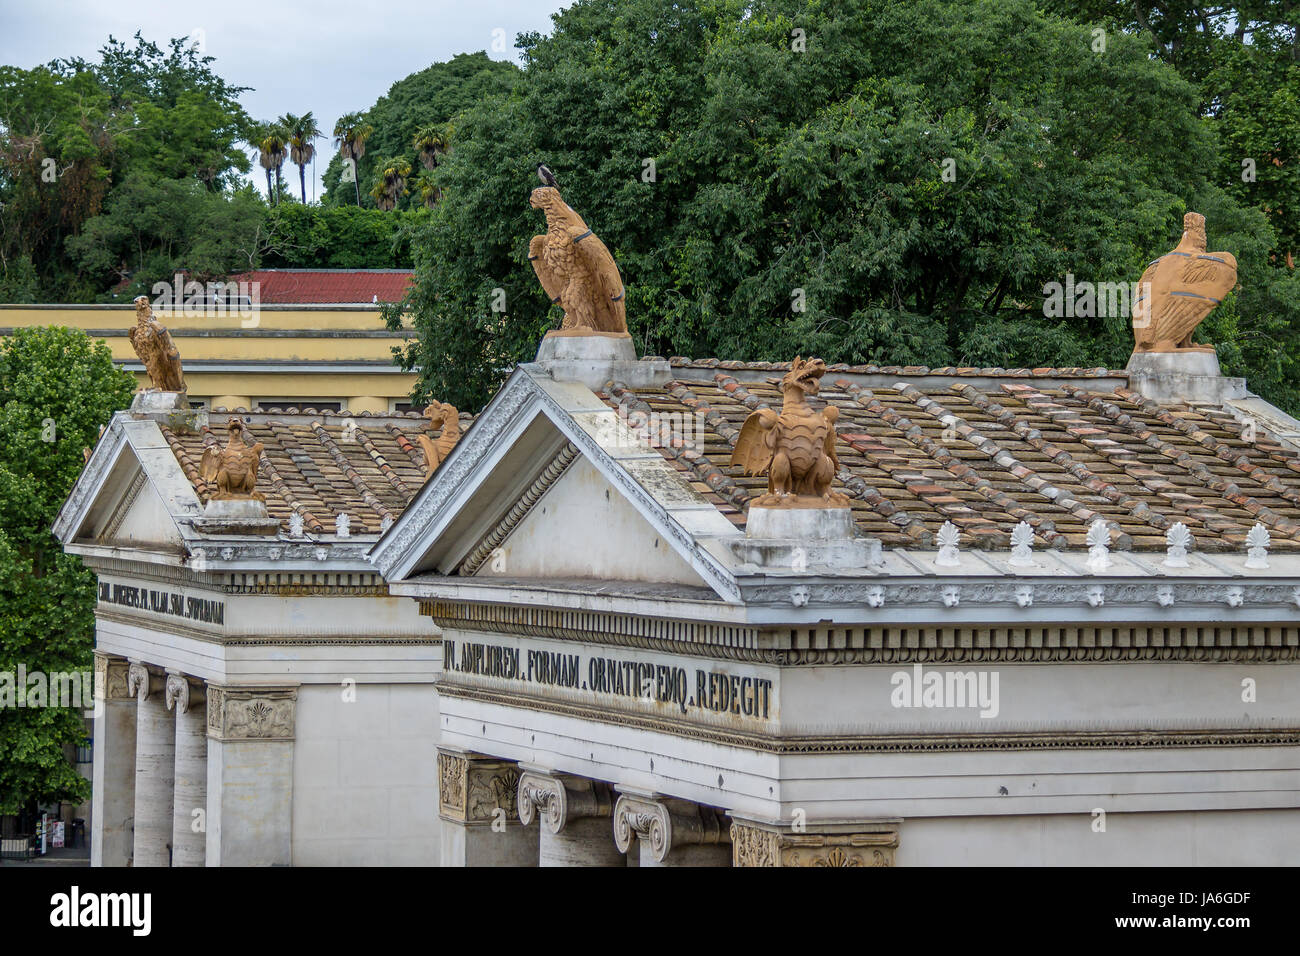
(443, 638, 773, 721)
(98, 582, 225, 625)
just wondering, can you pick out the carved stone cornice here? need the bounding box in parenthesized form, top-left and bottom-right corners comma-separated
(730, 819, 899, 867)
(206, 685, 296, 740)
(126, 661, 166, 703)
(93, 652, 133, 702)
(516, 770, 613, 833)
(164, 672, 206, 714)
(612, 792, 729, 863)
(437, 748, 522, 826)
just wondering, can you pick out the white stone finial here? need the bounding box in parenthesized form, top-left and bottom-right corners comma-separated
(1086, 519, 1111, 573)
(1009, 521, 1035, 568)
(1163, 522, 1191, 568)
(336, 512, 351, 538)
(289, 511, 304, 537)
(935, 521, 961, 567)
(1244, 523, 1270, 569)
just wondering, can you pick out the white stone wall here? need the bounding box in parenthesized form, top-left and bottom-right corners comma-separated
(898, 808, 1300, 865)
(291, 683, 440, 865)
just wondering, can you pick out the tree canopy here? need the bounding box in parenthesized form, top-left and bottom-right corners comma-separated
(389, 0, 1299, 413)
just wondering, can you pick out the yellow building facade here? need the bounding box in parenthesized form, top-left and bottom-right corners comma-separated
(0, 303, 419, 414)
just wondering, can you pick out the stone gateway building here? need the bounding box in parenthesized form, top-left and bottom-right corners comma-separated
(56, 211, 1300, 866)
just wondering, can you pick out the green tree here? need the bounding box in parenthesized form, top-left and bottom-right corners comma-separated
(391, 0, 1284, 412)
(0, 327, 135, 814)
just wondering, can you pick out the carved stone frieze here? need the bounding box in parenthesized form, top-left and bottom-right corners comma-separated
(516, 770, 614, 834)
(437, 748, 523, 826)
(206, 685, 296, 740)
(612, 792, 729, 863)
(93, 652, 133, 702)
(730, 819, 899, 867)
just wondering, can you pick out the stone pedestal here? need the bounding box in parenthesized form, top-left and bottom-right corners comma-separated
(729, 817, 900, 867)
(531, 332, 670, 389)
(730, 504, 882, 571)
(166, 673, 207, 867)
(191, 497, 280, 535)
(205, 685, 297, 867)
(613, 792, 731, 867)
(517, 769, 623, 866)
(438, 748, 538, 867)
(91, 653, 136, 868)
(127, 662, 173, 867)
(1125, 350, 1246, 405)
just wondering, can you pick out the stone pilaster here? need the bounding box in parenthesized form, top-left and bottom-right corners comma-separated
(728, 818, 900, 867)
(128, 661, 173, 867)
(438, 748, 538, 867)
(91, 652, 136, 868)
(205, 685, 297, 866)
(517, 769, 622, 866)
(165, 673, 207, 867)
(613, 791, 731, 867)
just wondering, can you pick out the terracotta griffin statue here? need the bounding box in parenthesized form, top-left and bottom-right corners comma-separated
(200, 418, 265, 500)
(528, 186, 627, 335)
(1132, 212, 1238, 353)
(416, 401, 462, 481)
(731, 356, 847, 506)
(128, 296, 186, 391)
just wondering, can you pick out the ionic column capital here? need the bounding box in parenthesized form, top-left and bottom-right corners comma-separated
(164, 672, 206, 714)
(126, 661, 166, 703)
(612, 792, 729, 863)
(516, 769, 613, 834)
(729, 817, 900, 867)
(94, 652, 133, 702)
(437, 748, 522, 826)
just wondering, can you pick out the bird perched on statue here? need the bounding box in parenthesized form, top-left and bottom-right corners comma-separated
(1132, 212, 1238, 353)
(200, 418, 265, 500)
(536, 163, 559, 188)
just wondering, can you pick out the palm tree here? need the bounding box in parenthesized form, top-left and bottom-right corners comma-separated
(333, 111, 374, 206)
(249, 122, 288, 205)
(414, 169, 440, 209)
(281, 111, 322, 204)
(412, 124, 451, 171)
(369, 157, 411, 211)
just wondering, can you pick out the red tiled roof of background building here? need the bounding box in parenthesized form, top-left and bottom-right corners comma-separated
(225, 269, 414, 304)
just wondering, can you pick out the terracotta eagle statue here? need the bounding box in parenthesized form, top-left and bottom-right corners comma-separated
(200, 418, 265, 500)
(128, 296, 186, 391)
(528, 185, 627, 335)
(1132, 212, 1238, 353)
(731, 356, 847, 505)
(415, 400, 462, 482)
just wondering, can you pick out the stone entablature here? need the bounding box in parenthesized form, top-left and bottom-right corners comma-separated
(730, 819, 899, 867)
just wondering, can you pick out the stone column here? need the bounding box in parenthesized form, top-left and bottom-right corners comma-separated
(438, 748, 538, 867)
(91, 653, 136, 868)
(728, 817, 900, 867)
(613, 791, 731, 867)
(128, 661, 174, 867)
(165, 673, 207, 867)
(205, 685, 297, 867)
(517, 769, 622, 867)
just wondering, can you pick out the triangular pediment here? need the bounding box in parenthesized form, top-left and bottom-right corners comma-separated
(54, 417, 203, 552)
(369, 368, 742, 601)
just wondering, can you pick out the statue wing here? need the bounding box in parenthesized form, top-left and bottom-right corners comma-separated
(1181, 251, 1237, 291)
(529, 235, 565, 304)
(731, 412, 776, 477)
(199, 446, 220, 483)
(416, 434, 440, 476)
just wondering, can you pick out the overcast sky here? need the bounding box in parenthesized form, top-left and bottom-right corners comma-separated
(1, 0, 568, 199)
